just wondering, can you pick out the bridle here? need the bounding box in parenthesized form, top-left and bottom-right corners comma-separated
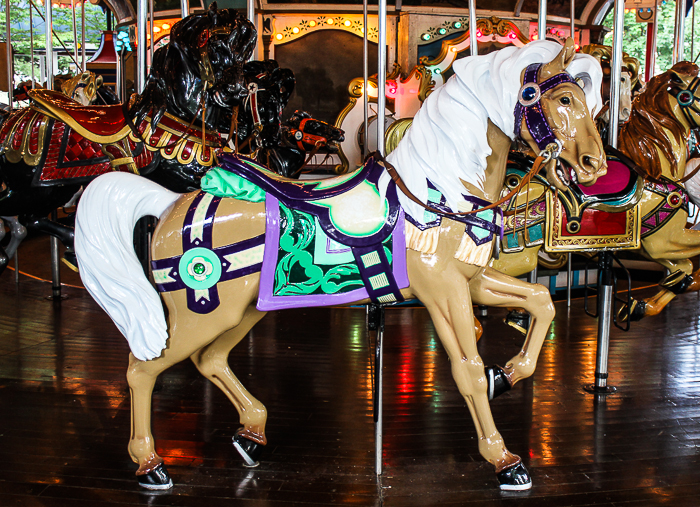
(669, 74, 700, 129)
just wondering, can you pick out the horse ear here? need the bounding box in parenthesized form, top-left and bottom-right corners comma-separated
(208, 2, 218, 23)
(539, 38, 576, 80)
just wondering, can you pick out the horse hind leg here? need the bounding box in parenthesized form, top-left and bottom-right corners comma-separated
(189, 306, 268, 467)
(1, 216, 27, 259)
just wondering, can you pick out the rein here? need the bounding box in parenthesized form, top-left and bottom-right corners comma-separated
(667, 77, 700, 183)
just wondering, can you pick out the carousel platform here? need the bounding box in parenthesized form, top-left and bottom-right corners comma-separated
(1, 234, 699, 506)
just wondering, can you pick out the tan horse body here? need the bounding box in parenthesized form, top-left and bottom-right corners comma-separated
(76, 40, 607, 491)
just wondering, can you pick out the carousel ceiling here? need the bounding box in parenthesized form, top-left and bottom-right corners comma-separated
(100, 0, 621, 30)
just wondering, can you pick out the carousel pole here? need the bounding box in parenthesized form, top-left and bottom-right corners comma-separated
(362, 0, 368, 157)
(71, 0, 78, 67)
(4, 0, 12, 106)
(645, 1, 658, 81)
(673, 0, 686, 64)
(469, 0, 477, 55)
(149, 0, 154, 68)
(137, 0, 147, 93)
(180, 0, 188, 19)
(585, 0, 624, 395)
(375, 0, 387, 478)
(247, 0, 254, 24)
(30, 1, 35, 87)
(81, 0, 86, 71)
(570, 0, 575, 40)
(538, 0, 547, 40)
(43, 0, 64, 300)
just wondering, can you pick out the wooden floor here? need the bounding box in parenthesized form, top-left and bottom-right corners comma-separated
(1, 236, 700, 506)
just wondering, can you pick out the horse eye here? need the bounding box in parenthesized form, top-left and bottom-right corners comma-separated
(671, 73, 683, 84)
(560, 96, 571, 106)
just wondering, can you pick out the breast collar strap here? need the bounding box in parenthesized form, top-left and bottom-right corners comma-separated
(669, 76, 700, 129)
(513, 63, 576, 152)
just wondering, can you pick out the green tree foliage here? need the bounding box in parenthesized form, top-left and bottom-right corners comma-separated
(603, 0, 700, 78)
(0, 0, 107, 81)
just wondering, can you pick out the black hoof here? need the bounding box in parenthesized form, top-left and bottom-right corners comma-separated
(485, 365, 511, 400)
(497, 461, 532, 491)
(137, 463, 173, 490)
(504, 310, 530, 335)
(62, 250, 79, 272)
(619, 299, 646, 323)
(233, 432, 264, 468)
(660, 270, 693, 295)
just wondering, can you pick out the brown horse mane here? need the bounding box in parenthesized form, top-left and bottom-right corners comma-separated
(618, 62, 699, 179)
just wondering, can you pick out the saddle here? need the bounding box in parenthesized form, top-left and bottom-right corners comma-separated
(213, 154, 400, 247)
(29, 89, 131, 142)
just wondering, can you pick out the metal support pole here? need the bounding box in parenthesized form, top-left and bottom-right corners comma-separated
(14, 251, 18, 283)
(49, 210, 62, 300)
(673, 0, 686, 64)
(469, 0, 478, 55)
(180, 0, 188, 19)
(362, 0, 368, 158)
(377, 0, 386, 158)
(149, 0, 155, 68)
(116, 49, 123, 100)
(375, 0, 387, 477)
(584, 252, 616, 393)
(71, 0, 78, 68)
(645, 4, 658, 82)
(247, 0, 254, 24)
(29, 3, 35, 87)
(81, 0, 86, 71)
(567, 253, 572, 307)
(370, 306, 385, 476)
(527, 265, 538, 284)
(570, 0, 575, 40)
(538, 0, 547, 41)
(137, 0, 147, 93)
(5, 0, 12, 105)
(608, 0, 625, 148)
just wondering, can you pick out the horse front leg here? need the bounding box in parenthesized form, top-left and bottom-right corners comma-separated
(469, 266, 555, 390)
(0, 216, 27, 259)
(416, 268, 531, 490)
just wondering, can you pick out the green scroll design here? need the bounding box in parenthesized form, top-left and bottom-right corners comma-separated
(273, 204, 365, 296)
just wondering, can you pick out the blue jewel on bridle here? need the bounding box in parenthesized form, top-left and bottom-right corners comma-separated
(514, 63, 578, 161)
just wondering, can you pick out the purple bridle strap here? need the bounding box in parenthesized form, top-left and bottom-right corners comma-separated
(514, 63, 577, 151)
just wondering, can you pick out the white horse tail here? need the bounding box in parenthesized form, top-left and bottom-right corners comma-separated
(75, 172, 180, 361)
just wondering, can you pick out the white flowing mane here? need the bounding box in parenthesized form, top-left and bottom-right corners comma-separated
(381, 40, 603, 223)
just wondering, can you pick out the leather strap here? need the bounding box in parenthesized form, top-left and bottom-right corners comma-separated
(379, 152, 547, 218)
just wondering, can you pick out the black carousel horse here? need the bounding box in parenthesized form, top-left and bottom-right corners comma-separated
(0, 4, 255, 273)
(234, 60, 345, 178)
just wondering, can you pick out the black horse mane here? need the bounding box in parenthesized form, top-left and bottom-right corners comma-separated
(130, 3, 256, 130)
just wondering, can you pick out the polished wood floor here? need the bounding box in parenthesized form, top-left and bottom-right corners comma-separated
(1, 235, 700, 506)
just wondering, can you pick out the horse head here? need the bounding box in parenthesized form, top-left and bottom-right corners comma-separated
(618, 61, 700, 180)
(61, 72, 103, 106)
(581, 44, 640, 125)
(131, 3, 256, 131)
(517, 39, 607, 192)
(282, 111, 345, 153)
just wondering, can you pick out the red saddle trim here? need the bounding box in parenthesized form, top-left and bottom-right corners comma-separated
(29, 89, 130, 141)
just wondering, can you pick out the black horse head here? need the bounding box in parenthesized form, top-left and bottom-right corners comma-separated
(131, 3, 256, 131)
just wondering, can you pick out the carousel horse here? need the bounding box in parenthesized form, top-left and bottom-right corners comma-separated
(75, 39, 606, 491)
(0, 4, 255, 274)
(491, 62, 700, 327)
(234, 60, 345, 178)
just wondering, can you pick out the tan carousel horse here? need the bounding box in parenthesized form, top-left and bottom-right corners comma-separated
(74, 40, 606, 491)
(491, 62, 700, 325)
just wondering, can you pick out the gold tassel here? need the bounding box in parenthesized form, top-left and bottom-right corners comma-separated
(405, 221, 441, 255)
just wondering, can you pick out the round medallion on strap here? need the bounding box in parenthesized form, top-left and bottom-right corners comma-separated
(179, 247, 222, 290)
(518, 83, 541, 107)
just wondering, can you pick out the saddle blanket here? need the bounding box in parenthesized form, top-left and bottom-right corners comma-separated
(258, 194, 409, 311)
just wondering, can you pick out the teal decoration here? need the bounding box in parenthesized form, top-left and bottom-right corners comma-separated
(179, 247, 223, 290)
(201, 167, 266, 202)
(273, 203, 394, 297)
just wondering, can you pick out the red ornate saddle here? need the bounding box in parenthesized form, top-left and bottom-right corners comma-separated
(0, 89, 220, 187)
